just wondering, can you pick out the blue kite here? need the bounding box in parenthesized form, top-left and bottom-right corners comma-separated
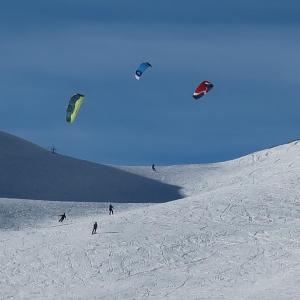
(135, 62, 152, 80)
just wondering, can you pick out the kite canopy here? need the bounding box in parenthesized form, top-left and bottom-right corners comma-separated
(135, 62, 152, 80)
(193, 81, 214, 99)
(66, 93, 85, 123)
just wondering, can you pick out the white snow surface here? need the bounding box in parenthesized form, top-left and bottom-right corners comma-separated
(2, 141, 300, 299)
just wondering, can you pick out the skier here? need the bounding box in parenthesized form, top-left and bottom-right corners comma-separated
(152, 164, 156, 171)
(92, 222, 98, 235)
(59, 213, 66, 222)
(109, 204, 114, 215)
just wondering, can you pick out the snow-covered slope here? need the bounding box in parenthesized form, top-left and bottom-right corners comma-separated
(0, 131, 181, 202)
(1, 141, 300, 299)
(120, 140, 300, 198)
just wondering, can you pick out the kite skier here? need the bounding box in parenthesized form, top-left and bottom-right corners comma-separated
(109, 204, 114, 215)
(59, 213, 66, 222)
(92, 222, 98, 235)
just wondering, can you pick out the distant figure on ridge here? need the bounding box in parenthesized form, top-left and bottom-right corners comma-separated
(152, 164, 156, 171)
(109, 204, 114, 215)
(59, 213, 66, 222)
(92, 222, 98, 235)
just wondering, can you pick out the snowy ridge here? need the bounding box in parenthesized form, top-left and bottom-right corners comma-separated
(1, 140, 300, 299)
(0, 131, 181, 202)
(121, 140, 300, 196)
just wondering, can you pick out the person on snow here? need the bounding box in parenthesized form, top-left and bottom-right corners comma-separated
(152, 164, 156, 171)
(59, 213, 66, 222)
(109, 204, 114, 215)
(92, 222, 98, 235)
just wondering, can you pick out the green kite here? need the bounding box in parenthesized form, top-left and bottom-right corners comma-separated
(66, 93, 85, 123)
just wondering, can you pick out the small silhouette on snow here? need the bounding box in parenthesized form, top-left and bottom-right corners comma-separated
(92, 222, 98, 235)
(58, 213, 66, 222)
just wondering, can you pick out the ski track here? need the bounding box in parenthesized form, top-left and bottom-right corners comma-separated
(1, 142, 300, 298)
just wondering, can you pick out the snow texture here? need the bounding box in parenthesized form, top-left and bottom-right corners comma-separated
(1, 136, 300, 299)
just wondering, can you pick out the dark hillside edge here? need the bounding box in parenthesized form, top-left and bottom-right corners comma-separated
(0, 131, 182, 202)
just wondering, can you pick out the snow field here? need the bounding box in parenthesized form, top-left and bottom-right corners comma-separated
(1, 141, 300, 299)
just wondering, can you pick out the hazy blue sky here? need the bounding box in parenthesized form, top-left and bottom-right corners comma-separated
(1, 0, 300, 165)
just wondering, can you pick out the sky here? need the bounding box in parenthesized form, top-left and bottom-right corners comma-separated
(1, 0, 300, 165)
